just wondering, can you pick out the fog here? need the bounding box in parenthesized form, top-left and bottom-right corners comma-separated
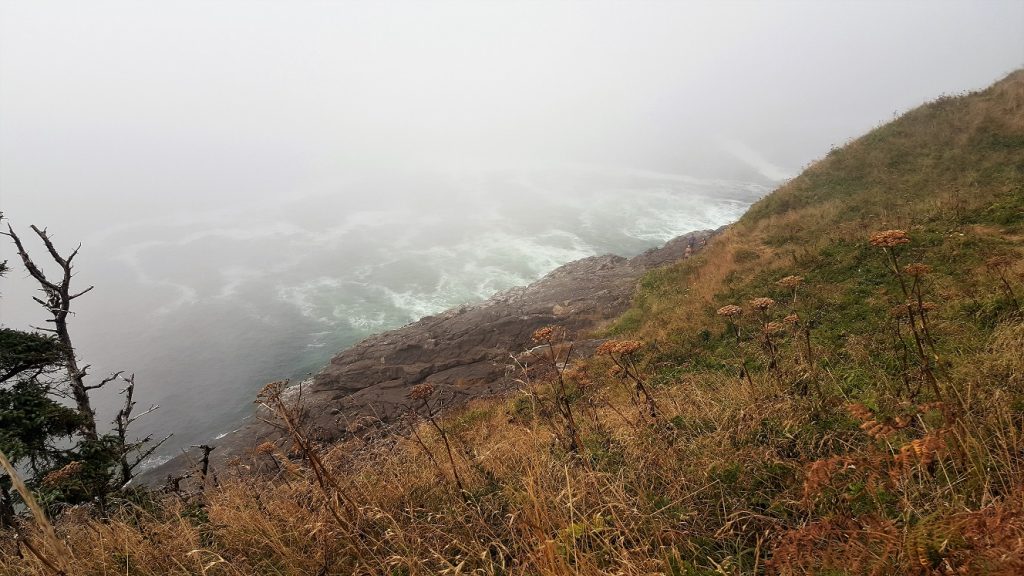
(1, 0, 1022, 464)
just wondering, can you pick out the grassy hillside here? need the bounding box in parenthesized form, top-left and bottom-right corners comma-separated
(3, 72, 1023, 575)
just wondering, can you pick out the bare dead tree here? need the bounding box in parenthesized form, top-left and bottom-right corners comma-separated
(114, 374, 171, 487)
(3, 224, 97, 440)
(3, 221, 166, 495)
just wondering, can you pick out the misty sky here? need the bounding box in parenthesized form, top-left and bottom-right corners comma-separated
(0, 1, 1022, 453)
(2, 1, 1022, 229)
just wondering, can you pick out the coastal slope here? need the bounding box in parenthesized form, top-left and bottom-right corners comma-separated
(13, 70, 1024, 575)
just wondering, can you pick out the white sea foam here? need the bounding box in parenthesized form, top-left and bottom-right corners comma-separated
(331, 302, 389, 331)
(267, 180, 763, 329)
(276, 277, 345, 322)
(214, 427, 241, 440)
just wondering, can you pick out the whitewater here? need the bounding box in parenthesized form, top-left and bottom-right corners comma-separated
(2, 166, 768, 466)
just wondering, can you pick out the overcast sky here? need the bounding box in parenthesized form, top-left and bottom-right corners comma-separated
(2, 1, 1022, 231)
(1, 0, 1023, 321)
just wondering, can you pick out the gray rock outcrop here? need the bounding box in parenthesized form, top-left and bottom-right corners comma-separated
(145, 229, 713, 483)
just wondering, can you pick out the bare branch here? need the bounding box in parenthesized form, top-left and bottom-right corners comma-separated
(30, 297, 55, 309)
(127, 404, 159, 425)
(84, 370, 123, 391)
(0, 367, 27, 384)
(29, 225, 69, 269)
(67, 243, 82, 264)
(69, 286, 94, 300)
(122, 433, 173, 488)
(3, 224, 59, 291)
(130, 434, 172, 469)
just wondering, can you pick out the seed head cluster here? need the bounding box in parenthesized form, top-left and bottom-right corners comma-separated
(531, 326, 554, 343)
(254, 441, 277, 456)
(869, 229, 911, 247)
(597, 339, 643, 356)
(716, 305, 743, 318)
(408, 383, 435, 401)
(256, 380, 286, 404)
(777, 275, 804, 289)
(749, 297, 775, 311)
(41, 460, 84, 487)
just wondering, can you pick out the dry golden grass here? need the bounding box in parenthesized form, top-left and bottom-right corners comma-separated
(3, 331, 1024, 574)
(3, 71, 1024, 575)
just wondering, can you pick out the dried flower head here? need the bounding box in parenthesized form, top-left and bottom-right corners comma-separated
(783, 313, 800, 325)
(749, 297, 775, 312)
(408, 383, 435, 401)
(256, 380, 286, 404)
(869, 229, 911, 247)
(716, 304, 743, 318)
(918, 301, 938, 313)
(597, 339, 643, 356)
(777, 275, 804, 289)
(617, 340, 643, 355)
(902, 263, 932, 277)
(531, 326, 554, 342)
(254, 441, 277, 456)
(763, 322, 785, 335)
(42, 461, 84, 487)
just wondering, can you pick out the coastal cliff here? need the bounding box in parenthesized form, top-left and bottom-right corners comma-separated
(302, 229, 714, 435)
(18, 70, 1024, 576)
(150, 228, 716, 477)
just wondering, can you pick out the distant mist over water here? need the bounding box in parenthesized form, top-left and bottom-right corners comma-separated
(5, 0, 1018, 469)
(2, 166, 766, 466)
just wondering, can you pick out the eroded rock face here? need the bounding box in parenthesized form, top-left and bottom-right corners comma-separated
(145, 229, 713, 482)
(303, 229, 713, 433)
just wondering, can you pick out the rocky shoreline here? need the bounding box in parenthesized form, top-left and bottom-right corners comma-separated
(144, 228, 715, 484)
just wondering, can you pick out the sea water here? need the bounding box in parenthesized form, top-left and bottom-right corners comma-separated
(2, 166, 769, 467)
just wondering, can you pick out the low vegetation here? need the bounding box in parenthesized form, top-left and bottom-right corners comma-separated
(2, 71, 1022, 574)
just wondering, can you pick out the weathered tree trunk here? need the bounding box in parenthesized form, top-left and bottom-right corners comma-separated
(4, 224, 98, 440)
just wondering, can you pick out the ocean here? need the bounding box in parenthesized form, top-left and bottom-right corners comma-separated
(1, 166, 768, 467)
